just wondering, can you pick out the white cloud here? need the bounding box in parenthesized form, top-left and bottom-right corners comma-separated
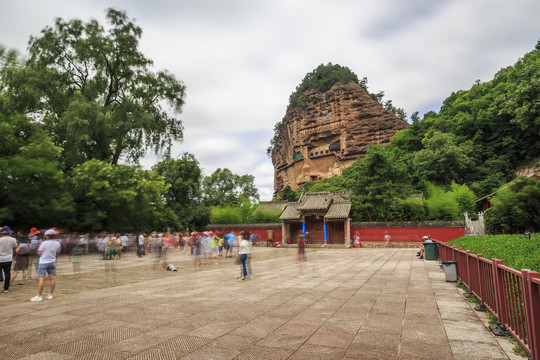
(1, 0, 539, 201)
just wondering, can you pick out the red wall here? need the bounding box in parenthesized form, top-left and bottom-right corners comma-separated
(210, 228, 282, 244)
(352, 227, 464, 243)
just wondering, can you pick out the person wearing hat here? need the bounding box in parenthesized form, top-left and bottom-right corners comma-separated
(31, 229, 61, 302)
(0, 226, 18, 293)
(28, 227, 42, 280)
(417, 235, 433, 259)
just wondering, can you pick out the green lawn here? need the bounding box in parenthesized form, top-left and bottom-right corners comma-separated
(448, 234, 540, 273)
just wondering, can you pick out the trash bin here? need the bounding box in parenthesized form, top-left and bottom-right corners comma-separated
(441, 261, 457, 282)
(423, 242, 438, 260)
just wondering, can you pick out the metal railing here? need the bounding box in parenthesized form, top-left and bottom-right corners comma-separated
(437, 241, 540, 360)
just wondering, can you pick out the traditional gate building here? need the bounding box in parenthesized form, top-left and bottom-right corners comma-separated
(280, 191, 352, 244)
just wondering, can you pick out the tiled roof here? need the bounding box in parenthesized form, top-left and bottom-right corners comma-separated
(298, 193, 332, 211)
(280, 203, 302, 220)
(281, 191, 352, 220)
(325, 203, 352, 219)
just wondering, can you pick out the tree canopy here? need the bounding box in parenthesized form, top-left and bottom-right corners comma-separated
(13, 8, 186, 169)
(202, 168, 259, 207)
(290, 42, 540, 233)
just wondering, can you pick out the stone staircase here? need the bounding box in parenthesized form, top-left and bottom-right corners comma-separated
(464, 212, 485, 235)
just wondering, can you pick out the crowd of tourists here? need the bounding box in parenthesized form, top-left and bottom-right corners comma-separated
(0, 226, 257, 302)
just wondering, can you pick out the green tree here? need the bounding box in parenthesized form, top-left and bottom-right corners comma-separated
(344, 145, 412, 221)
(399, 195, 427, 221)
(250, 205, 282, 223)
(202, 168, 259, 207)
(485, 176, 540, 234)
(0, 113, 74, 229)
(413, 132, 475, 186)
(279, 185, 300, 202)
(16, 8, 185, 168)
(152, 154, 210, 231)
(300, 174, 349, 193)
(71, 159, 171, 232)
(0, 45, 20, 96)
(424, 183, 460, 220)
(499, 49, 540, 132)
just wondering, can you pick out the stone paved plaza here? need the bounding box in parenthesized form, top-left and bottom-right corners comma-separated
(0, 247, 520, 359)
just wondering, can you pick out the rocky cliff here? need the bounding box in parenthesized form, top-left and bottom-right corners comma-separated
(272, 82, 408, 196)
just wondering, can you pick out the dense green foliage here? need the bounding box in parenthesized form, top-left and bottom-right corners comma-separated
(1, 9, 538, 233)
(152, 154, 210, 231)
(281, 43, 540, 233)
(0, 10, 258, 233)
(278, 185, 300, 202)
(448, 234, 540, 272)
(71, 159, 170, 232)
(287, 63, 360, 110)
(484, 177, 540, 234)
(210, 202, 281, 224)
(345, 145, 411, 221)
(388, 46, 540, 197)
(202, 168, 259, 207)
(16, 9, 186, 169)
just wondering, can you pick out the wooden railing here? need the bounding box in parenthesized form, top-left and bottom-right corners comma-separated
(437, 241, 540, 359)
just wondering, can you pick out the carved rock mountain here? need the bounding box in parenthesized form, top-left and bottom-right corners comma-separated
(271, 82, 408, 196)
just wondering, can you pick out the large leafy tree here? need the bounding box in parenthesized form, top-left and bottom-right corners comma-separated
(152, 154, 210, 231)
(485, 176, 540, 234)
(344, 145, 412, 221)
(71, 159, 171, 232)
(202, 168, 259, 207)
(412, 132, 475, 187)
(0, 113, 74, 229)
(15, 8, 186, 169)
(1, 47, 74, 228)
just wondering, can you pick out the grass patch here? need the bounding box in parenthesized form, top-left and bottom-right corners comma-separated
(448, 233, 539, 272)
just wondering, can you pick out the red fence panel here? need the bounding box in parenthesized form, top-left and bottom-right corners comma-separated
(435, 241, 538, 358)
(479, 257, 497, 315)
(456, 249, 469, 288)
(524, 272, 540, 360)
(468, 253, 482, 299)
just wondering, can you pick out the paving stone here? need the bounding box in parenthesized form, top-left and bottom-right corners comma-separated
(289, 344, 346, 359)
(0, 248, 517, 359)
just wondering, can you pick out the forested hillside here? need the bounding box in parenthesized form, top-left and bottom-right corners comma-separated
(285, 43, 540, 231)
(389, 43, 540, 197)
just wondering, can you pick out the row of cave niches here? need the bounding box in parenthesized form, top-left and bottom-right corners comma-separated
(309, 149, 339, 157)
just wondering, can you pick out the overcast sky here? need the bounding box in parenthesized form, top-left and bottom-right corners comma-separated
(1, 0, 539, 200)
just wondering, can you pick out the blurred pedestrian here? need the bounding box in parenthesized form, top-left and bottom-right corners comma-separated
(28, 227, 41, 280)
(31, 228, 60, 301)
(71, 239, 84, 278)
(238, 234, 251, 281)
(191, 233, 202, 271)
(11, 235, 31, 285)
(137, 232, 145, 257)
(297, 235, 306, 262)
(0, 226, 18, 293)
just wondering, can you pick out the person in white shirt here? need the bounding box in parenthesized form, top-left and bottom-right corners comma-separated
(120, 234, 129, 257)
(0, 226, 18, 293)
(31, 229, 61, 302)
(138, 232, 145, 257)
(238, 234, 251, 281)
